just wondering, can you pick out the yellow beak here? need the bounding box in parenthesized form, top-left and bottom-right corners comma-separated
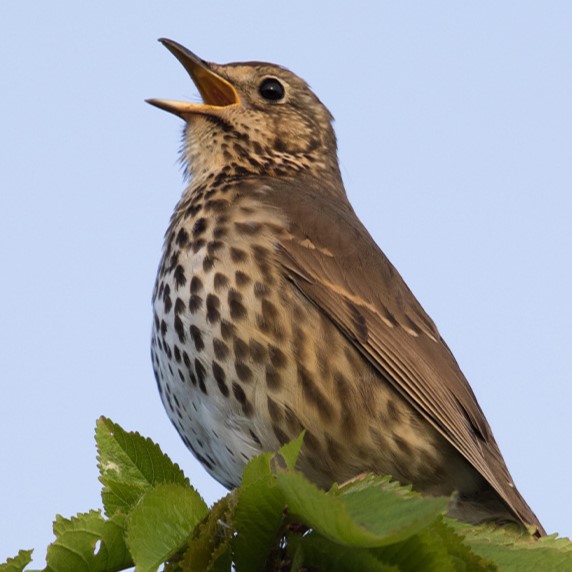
(146, 38, 239, 118)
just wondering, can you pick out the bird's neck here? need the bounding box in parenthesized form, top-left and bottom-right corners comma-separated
(182, 123, 343, 190)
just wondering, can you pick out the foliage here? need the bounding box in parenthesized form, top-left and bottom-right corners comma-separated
(2, 417, 571, 571)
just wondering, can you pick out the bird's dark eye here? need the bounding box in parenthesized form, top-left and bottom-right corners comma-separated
(259, 77, 285, 101)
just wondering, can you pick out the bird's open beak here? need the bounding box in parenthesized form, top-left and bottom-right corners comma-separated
(146, 38, 240, 118)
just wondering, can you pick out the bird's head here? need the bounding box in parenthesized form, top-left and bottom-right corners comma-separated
(147, 39, 341, 184)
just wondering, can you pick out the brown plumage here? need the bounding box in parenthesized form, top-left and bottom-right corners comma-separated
(148, 38, 544, 535)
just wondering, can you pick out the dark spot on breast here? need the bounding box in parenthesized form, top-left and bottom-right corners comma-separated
(304, 430, 321, 453)
(230, 247, 248, 263)
(190, 325, 204, 352)
(213, 226, 227, 239)
(298, 365, 333, 423)
(163, 284, 172, 314)
(232, 382, 253, 417)
(174, 265, 186, 288)
(213, 338, 229, 360)
(228, 289, 247, 320)
(252, 140, 263, 155)
(220, 319, 235, 341)
(232, 142, 248, 157)
(261, 299, 281, 335)
(265, 365, 282, 391)
(235, 361, 253, 383)
(168, 251, 179, 272)
(251, 245, 270, 261)
(249, 338, 266, 363)
(208, 241, 225, 255)
(216, 214, 229, 225)
(160, 319, 167, 337)
(274, 137, 287, 152)
(192, 217, 207, 237)
(173, 345, 181, 363)
(195, 359, 207, 393)
(205, 199, 228, 213)
(205, 184, 217, 198)
(214, 272, 229, 291)
(189, 294, 203, 313)
(212, 361, 229, 397)
(232, 165, 252, 177)
(273, 425, 289, 446)
(246, 156, 262, 169)
(249, 430, 262, 446)
(235, 271, 251, 287)
(174, 297, 186, 315)
(176, 228, 189, 248)
(206, 294, 221, 323)
(186, 203, 201, 218)
(203, 255, 215, 273)
(253, 281, 269, 298)
(252, 246, 274, 283)
(233, 337, 249, 360)
(183, 351, 191, 369)
(165, 392, 174, 413)
(284, 406, 301, 433)
(174, 315, 186, 343)
(190, 276, 203, 293)
(192, 239, 206, 253)
(268, 345, 287, 369)
(156, 282, 164, 301)
(267, 397, 282, 423)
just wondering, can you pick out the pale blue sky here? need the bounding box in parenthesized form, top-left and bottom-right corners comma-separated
(1, 1, 570, 563)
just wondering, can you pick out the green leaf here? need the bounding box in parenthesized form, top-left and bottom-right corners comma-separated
(233, 452, 287, 572)
(183, 494, 235, 572)
(239, 450, 274, 489)
(96, 416, 189, 516)
(375, 518, 494, 571)
(276, 468, 446, 548)
(338, 474, 448, 545)
(449, 521, 572, 572)
(126, 483, 208, 572)
(275, 431, 305, 471)
(44, 510, 131, 572)
(288, 533, 398, 572)
(0, 550, 33, 572)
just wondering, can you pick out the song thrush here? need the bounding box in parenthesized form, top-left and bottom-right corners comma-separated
(148, 38, 544, 535)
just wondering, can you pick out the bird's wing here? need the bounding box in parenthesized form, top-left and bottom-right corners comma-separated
(258, 177, 542, 532)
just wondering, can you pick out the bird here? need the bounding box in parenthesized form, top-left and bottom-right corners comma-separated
(147, 38, 544, 536)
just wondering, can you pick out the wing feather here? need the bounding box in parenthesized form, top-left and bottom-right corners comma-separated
(254, 177, 542, 532)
